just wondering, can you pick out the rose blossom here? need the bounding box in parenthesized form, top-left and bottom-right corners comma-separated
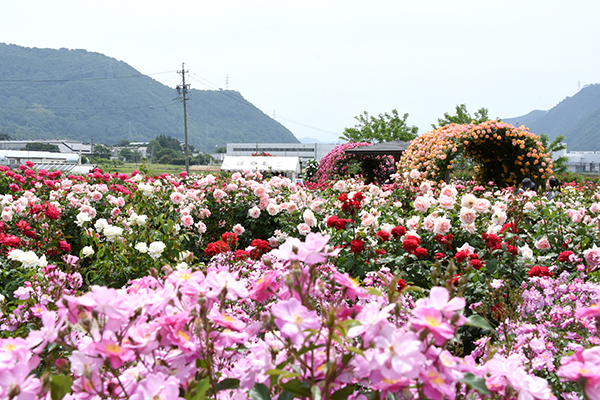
(535, 236, 551, 250)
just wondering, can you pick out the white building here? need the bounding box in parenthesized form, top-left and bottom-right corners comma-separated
(226, 143, 336, 164)
(554, 147, 600, 173)
(0, 140, 92, 154)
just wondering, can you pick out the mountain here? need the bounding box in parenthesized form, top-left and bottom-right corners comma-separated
(504, 84, 600, 151)
(0, 43, 298, 151)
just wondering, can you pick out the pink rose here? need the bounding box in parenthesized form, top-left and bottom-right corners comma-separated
(414, 196, 430, 213)
(297, 223, 311, 236)
(535, 237, 551, 250)
(460, 208, 477, 225)
(433, 217, 451, 235)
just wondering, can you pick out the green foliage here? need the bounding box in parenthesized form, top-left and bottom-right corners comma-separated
(340, 109, 418, 143)
(215, 146, 227, 154)
(0, 133, 11, 140)
(432, 104, 490, 129)
(540, 133, 568, 175)
(93, 144, 111, 159)
(23, 142, 59, 152)
(0, 43, 298, 152)
(303, 159, 319, 182)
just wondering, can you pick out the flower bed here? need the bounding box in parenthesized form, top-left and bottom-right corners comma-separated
(1, 164, 600, 399)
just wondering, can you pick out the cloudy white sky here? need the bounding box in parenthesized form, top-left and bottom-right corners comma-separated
(2, 0, 599, 142)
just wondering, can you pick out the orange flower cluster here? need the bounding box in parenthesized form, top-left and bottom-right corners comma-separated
(397, 120, 553, 187)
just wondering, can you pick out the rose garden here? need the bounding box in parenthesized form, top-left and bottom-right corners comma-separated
(2, 121, 600, 399)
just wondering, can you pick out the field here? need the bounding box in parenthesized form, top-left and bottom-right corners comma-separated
(1, 164, 600, 399)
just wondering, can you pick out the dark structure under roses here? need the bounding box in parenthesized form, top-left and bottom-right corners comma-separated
(344, 140, 410, 184)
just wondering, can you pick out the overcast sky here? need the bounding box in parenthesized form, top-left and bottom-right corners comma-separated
(2, 0, 599, 142)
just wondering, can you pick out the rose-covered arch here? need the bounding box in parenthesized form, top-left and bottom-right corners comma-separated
(397, 120, 554, 187)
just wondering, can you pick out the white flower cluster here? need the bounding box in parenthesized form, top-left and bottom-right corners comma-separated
(8, 250, 47, 269)
(135, 241, 167, 260)
(95, 219, 124, 242)
(127, 212, 148, 227)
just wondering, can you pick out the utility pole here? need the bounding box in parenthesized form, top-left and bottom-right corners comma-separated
(177, 63, 191, 174)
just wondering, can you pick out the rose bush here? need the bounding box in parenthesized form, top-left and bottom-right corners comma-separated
(1, 163, 600, 398)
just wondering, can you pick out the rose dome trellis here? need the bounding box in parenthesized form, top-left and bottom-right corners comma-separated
(312, 142, 396, 184)
(397, 120, 554, 187)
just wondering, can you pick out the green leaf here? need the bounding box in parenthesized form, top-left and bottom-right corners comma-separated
(347, 346, 364, 356)
(51, 374, 72, 400)
(465, 315, 493, 331)
(217, 378, 240, 392)
(249, 383, 272, 400)
(280, 379, 312, 397)
(365, 287, 383, 296)
(459, 372, 491, 395)
(278, 391, 295, 400)
(485, 259, 498, 275)
(331, 385, 358, 400)
(187, 378, 210, 400)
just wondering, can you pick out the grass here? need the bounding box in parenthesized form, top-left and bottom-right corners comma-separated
(93, 161, 221, 177)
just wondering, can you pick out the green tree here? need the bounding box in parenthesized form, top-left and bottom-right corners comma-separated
(0, 133, 11, 140)
(118, 139, 131, 147)
(23, 142, 59, 152)
(340, 109, 418, 143)
(540, 133, 568, 175)
(93, 144, 112, 159)
(215, 146, 227, 154)
(432, 104, 490, 129)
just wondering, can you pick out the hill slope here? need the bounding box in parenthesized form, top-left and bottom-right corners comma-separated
(0, 43, 298, 151)
(504, 84, 600, 151)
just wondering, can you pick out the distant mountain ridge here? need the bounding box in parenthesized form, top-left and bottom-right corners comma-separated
(0, 43, 298, 151)
(504, 84, 600, 151)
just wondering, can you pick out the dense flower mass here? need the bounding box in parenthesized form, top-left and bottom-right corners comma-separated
(397, 121, 554, 187)
(1, 163, 600, 399)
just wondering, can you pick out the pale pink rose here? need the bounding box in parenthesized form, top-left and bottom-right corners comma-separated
(440, 185, 457, 198)
(117, 197, 126, 207)
(414, 196, 430, 213)
(407, 216, 420, 231)
(361, 213, 377, 227)
(524, 202, 535, 211)
(111, 207, 121, 217)
(491, 210, 507, 226)
(267, 203, 280, 216)
(423, 215, 436, 232)
(460, 194, 477, 208)
(303, 209, 317, 227)
(460, 208, 477, 225)
(249, 206, 261, 219)
(456, 243, 475, 254)
(213, 189, 227, 200)
(493, 202, 507, 212)
(419, 181, 431, 192)
(433, 217, 451, 235)
(463, 222, 476, 234)
(268, 237, 279, 247)
(170, 191, 186, 204)
(310, 199, 325, 213)
(226, 183, 238, 191)
(333, 180, 347, 192)
(287, 203, 298, 213)
(297, 223, 311, 236)
(409, 169, 420, 180)
(80, 205, 97, 218)
(232, 224, 245, 236)
(231, 172, 242, 180)
(591, 203, 600, 214)
(197, 222, 207, 233)
(438, 195, 455, 210)
(90, 191, 103, 201)
(572, 212, 583, 223)
(258, 196, 270, 210)
(584, 245, 600, 271)
(254, 186, 267, 197)
(180, 214, 194, 227)
(72, 184, 84, 193)
(535, 237, 551, 250)
(473, 199, 491, 213)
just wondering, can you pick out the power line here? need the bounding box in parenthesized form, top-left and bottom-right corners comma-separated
(0, 70, 175, 83)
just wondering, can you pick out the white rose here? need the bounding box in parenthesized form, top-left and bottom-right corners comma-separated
(148, 241, 167, 259)
(82, 246, 95, 258)
(135, 242, 148, 253)
(303, 209, 317, 227)
(103, 226, 123, 242)
(94, 218, 109, 233)
(76, 212, 91, 227)
(19, 251, 41, 268)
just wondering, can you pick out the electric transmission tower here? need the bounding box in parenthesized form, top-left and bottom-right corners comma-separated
(176, 63, 191, 174)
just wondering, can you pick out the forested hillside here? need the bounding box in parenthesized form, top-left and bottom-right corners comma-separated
(504, 84, 600, 151)
(0, 43, 298, 150)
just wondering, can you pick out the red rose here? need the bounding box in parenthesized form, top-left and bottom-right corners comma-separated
(558, 251, 574, 262)
(455, 250, 470, 263)
(402, 235, 421, 253)
(470, 259, 484, 270)
(413, 247, 428, 259)
(396, 279, 407, 292)
(376, 231, 390, 242)
(528, 265, 552, 277)
(434, 252, 445, 260)
(221, 232, 239, 247)
(391, 226, 406, 239)
(350, 239, 365, 254)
